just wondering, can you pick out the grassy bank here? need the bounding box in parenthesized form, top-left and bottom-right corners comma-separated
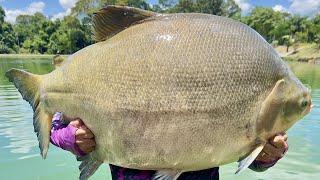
(0, 54, 69, 59)
(275, 43, 320, 63)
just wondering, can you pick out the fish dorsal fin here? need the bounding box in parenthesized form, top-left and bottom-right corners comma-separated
(92, 5, 158, 42)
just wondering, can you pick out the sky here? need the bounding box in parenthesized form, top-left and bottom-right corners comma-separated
(0, 0, 319, 23)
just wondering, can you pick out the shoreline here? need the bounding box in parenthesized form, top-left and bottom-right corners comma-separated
(0, 54, 69, 59)
(0, 53, 319, 64)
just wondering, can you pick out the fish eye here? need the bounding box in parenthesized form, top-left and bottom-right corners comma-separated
(301, 100, 308, 108)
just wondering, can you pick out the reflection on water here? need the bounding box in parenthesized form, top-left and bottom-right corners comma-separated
(0, 85, 37, 154)
(0, 59, 52, 155)
(0, 58, 319, 179)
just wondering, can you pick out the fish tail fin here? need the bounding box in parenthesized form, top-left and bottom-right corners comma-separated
(5, 68, 41, 109)
(5, 68, 51, 159)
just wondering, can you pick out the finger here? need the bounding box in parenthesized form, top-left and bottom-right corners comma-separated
(283, 133, 288, 141)
(263, 143, 285, 158)
(80, 125, 88, 130)
(275, 133, 288, 141)
(81, 146, 95, 154)
(256, 152, 278, 162)
(274, 132, 288, 141)
(77, 140, 96, 150)
(76, 128, 94, 139)
(76, 128, 92, 136)
(78, 132, 94, 139)
(69, 119, 84, 128)
(272, 137, 287, 149)
(271, 135, 288, 149)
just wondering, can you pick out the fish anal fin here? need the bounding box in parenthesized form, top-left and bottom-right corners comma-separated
(79, 153, 102, 180)
(34, 105, 52, 159)
(92, 5, 158, 42)
(235, 143, 265, 174)
(153, 170, 182, 180)
(5, 68, 51, 159)
(257, 79, 286, 134)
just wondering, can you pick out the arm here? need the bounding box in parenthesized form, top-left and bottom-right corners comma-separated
(249, 133, 289, 172)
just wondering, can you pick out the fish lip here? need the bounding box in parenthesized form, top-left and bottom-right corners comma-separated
(306, 104, 314, 113)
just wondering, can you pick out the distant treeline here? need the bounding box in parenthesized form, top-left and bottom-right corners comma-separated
(0, 0, 320, 54)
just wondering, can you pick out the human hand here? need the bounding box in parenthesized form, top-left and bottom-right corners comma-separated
(255, 133, 288, 163)
(69, 118, 96, 155)
(50, 113, 96, 157)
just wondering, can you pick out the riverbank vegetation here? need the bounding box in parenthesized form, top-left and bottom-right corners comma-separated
(0, 0, 319, 61)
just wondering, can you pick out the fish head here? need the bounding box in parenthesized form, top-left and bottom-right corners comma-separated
(280, 76, 312, 130)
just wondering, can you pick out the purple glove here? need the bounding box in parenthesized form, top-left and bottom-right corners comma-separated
(50, 112, 86, 156)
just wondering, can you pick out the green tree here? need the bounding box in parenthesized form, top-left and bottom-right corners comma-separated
(71, 0, 150, 16)
(195, 0, 224, 15)
(164, 0, 241, 16)
(158, 0, 176, 9)
(244, 7, 284, 42)
(0, 6, 5, 24)
(48, 16, 91, 54)
(282, 35, 295, 52)
(0, 6, 18, 53)
(14, 13, 49, 51)
(224, 0, 241, 19)
(315, 34, 320, 49)
(170, 0, 196, 13)
(0, 22, 18, 53)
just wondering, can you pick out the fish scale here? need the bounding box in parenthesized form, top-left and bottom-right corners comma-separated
(47, 13, 281, 166)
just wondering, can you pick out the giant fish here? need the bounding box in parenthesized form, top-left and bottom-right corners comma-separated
(5, 6, 312, 180)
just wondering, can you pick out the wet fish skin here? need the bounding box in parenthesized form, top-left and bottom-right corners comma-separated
(44, 13, 292, 168)
(5, 6, 311, 179)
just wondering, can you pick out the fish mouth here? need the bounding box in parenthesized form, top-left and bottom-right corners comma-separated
(310, 104, 315, 111)
(307, 103, 314, 113)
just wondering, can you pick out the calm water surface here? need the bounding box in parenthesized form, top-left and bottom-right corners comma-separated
(0, 58, 319, 180)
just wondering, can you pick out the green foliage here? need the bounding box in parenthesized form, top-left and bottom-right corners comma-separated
(161, 0, 241, 17)
(315, 35, 320, 49)
(0, 6, 4, 24)
(0, 7, 17, 53)
(0, 21, 18, 53)
(0, 2, 319, 55)
(0, 8, 92, 54)
(71, 0, 151, 16)
(282, 35, 295, 52)
(244, 7, 284, 42)
(47, 16, 92, 54)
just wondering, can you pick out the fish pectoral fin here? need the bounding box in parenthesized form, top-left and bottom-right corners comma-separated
(152, 170, 182, 180)
(79, 153, 102, 180)
(235, 144, 265, 174)
(92, 5, 157, 42)
(256, 79, 285, 134)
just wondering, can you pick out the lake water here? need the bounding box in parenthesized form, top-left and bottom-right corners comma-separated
(0, 58, 319, 180)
